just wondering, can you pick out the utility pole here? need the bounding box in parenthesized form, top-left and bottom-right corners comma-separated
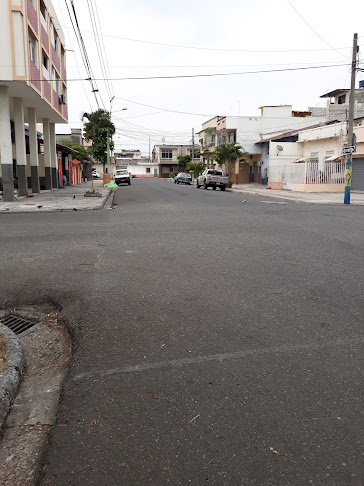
(107, 127, 110, 176)
(191, 128, 195, 163)
(344, 33, 358, 205)
(149, 135, 151, 162)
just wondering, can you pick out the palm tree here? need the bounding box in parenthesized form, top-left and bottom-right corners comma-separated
(214, 142, 247, 187)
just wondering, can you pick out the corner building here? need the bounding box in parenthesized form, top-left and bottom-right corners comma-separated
(0, 0, 68, 201)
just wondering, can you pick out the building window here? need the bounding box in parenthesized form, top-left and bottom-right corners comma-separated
(52, 67, 60, 94)
(29, 30, 38, 66)
(61, 85, 67, 103)
(51, 25, 58, 52)
(338, 94, 346, 105)
(161, 149, 172, 159)
(146, 168, 151, 173)
(162, 166, 170, 173)
(61, 46, 65, 66)
(42, 51, 49, 79)
(229, 132, 234, 143)
(40, 0, 46, 22)
(190, 150, 200, 159)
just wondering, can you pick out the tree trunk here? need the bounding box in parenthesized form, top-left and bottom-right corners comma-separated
(227, 158, 233, 188)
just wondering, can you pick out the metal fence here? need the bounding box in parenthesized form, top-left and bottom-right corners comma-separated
(305, 160, 345, 185)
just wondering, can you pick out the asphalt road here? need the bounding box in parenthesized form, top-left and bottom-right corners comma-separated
(1, 179, 364, 485)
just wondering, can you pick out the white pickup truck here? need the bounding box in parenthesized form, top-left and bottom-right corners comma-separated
(196, 169, 228, 191)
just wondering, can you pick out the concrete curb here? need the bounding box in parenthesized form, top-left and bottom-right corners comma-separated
(0, 324, 24, 428)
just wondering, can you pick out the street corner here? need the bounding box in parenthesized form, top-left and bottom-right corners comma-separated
(0, 323, 24, 428)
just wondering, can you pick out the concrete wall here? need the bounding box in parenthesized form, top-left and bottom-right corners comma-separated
(226, 115, 327, 154)
(260, 106, 293, 118)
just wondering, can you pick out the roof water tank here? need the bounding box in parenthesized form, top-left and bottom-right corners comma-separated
(359, 80, 364, 89)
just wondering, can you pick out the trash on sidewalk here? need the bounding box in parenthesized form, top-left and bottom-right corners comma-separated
(104, 183, 118, 188)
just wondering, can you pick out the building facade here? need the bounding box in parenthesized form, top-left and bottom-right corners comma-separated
(152, 144, 201, 178)
(0, 0, 68, 201)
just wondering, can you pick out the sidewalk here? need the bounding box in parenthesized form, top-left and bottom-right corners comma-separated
(230, 184, 364, 205)
(0, 181, 112, 213)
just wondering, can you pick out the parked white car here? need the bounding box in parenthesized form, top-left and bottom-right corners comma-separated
(92, 169, 101, 179)
(196, 169, 228, 190)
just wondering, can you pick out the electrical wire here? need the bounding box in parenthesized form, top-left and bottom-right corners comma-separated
(287, 0, 348, 59)
(56, 0, 92, 111)
(87, 0, 111, 101)
(66, 0, 102, 108)
(28, 61, 351, 83)
(60, 24, 352, 54)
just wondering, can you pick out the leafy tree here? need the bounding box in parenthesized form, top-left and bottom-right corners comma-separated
(59, 140, 90, 164)
(177, 155, 191, 170)
(214, 142, 247, 187)
(82, 109, 115, 173)
(186, 162, 204, 178)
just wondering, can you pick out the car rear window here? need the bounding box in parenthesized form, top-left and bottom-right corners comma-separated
(207, 170, 222, 175)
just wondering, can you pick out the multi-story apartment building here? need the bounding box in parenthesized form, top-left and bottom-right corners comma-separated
(152, 144, 201, 178)
(0, 0, 68, 201)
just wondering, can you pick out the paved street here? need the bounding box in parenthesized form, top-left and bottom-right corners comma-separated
(1, 178, 364, 485)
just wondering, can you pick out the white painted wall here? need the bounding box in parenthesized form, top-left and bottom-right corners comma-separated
(12, 11, 26, 77)
(0, 3, 13, 80)
(226, 115, 327, 154)
(260, 106, 293, 118)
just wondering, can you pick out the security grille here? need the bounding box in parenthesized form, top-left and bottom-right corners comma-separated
(0, 313, 39, 335)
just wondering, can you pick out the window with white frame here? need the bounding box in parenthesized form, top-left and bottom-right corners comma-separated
(51, 25, 58, 52)
(40, 0, 47, 27)
(52, 67, 60, 94)
(28, 30, 38, 66)
(161, 149, 172, 159)
(42, 51, 49, 79)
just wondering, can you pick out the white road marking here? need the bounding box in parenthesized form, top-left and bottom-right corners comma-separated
(262, 201, 289, 204)
(72, 337, 364, 381)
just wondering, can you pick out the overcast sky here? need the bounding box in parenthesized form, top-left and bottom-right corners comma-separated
(55, 0, 364, 155)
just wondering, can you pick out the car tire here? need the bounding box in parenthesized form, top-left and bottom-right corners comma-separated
(204, 181, 208, 190)
(196, 182, 200, 188)
(128, 180, 131, 185)
(174, 180, 177, 184)
(221, 186, 226, 191)
(212, 186, 216, 190)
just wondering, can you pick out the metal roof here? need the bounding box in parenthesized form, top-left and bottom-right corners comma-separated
(320, 89, 349, 98)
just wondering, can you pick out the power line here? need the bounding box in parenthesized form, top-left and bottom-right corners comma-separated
(27, 61, 353, 84)
(93, 0, 114, 98)
(287, 0, 348, 59)
(65, 0, 101, 107)
(60, 24, 352, 54)
(87, 0, 111, 101)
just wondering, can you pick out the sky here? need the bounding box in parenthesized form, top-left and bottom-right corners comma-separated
(55, 0, 364, 155)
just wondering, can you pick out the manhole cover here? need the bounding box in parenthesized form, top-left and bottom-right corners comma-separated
(0, 312, 40, 335)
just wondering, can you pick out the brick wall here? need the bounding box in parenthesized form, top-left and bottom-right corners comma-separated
(30, 61, 41, 91)
(27, 0, 38, 33)
(62, 103, 68, 121)
(41, 25, 49, 53)
(44, 78, 51, 102)
(53, 89, 61, 113)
